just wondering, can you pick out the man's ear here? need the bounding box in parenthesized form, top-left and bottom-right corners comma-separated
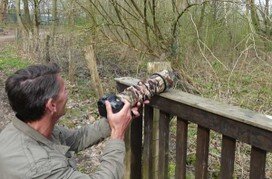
(45, 98, 57, 114)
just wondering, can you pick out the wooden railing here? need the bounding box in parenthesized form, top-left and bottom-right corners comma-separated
(115, 77, 272, 179)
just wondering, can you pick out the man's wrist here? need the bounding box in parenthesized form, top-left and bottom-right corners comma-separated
(110, 130, 124, 140)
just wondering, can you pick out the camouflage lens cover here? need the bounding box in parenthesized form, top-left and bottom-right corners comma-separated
(98, 70, 175, 117)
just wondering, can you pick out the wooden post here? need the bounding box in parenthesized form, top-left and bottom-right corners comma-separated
(158, 111, 171, 179)
(116, 82, 143, 179)
(195, 126, 210, 179)
(142, 105, 154, 179)
(175, 118, 188, 179)
(250, 146, 266, 179)
(147, 62, 171, 179)
(84, 45, 104, 98)
(220, 135, 236, 179)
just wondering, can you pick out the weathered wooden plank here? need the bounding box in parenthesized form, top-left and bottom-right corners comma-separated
(115, 78, 272, 132)
(158, 111, 171, 179)
(115, 76, 272, 179)
(142, 105, 154, 179)
(152, 108, 160, 179)
(123, 125, 132, 179)
(195, 126, 210, 179)
(175, 118, 188, 179)
(147, 62, 172, 179)
(116, 81, 142, 179)
(149, 96, 272, 152)
(220, 135, 236, 179)
(131, 115, 143, 179)
(123, 112, 143, 179)
(250, 146, 266, 179)
(115, 78, 272, 151)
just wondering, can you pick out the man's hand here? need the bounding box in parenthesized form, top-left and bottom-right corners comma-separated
(131, 101, 150, 118)
(105, 99, 150, 140)
(105, 99, 132, 140)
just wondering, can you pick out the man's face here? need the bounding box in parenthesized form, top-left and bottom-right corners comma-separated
(53, 75, 68, 119)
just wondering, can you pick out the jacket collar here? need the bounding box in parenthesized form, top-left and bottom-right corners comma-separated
(12, 118, 70, 155)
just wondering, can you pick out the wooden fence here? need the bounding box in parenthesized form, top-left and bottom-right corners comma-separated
(115, 77, 272, 179)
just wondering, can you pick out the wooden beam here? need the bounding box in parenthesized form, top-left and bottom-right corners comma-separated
(142, 105, 154, 179)
(250, 146, 266, 179)
(220, 135, 236, 179)
(175, 118, 188, 179)
(195, 126, 210, 179)
(116, 81, 142, 179)
(158, 111, 171, 179)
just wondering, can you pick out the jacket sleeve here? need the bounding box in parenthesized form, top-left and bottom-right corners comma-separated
(33, 139, 125, 179)
(56, 117, 111, 152)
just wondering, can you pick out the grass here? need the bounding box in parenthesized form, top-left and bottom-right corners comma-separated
(0, 44, 30, 75)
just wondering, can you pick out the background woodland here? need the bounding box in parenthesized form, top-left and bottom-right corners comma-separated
(0, 0, 272, 178)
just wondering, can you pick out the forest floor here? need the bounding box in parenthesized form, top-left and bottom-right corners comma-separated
(0, 71, 13, 131)
(0, 29, 15, 45)
(0, 30, 16, 131)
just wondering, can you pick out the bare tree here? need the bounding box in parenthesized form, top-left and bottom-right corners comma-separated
(0, 0, 8, 23)
(15, 0, 27, 36)
(52, 0, 57, 38)
(33, 0, 40, 36)
(248, 0, 260, 32)
(22, 0, 34, 35)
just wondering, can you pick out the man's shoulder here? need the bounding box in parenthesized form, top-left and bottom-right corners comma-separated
(0, 124, 71, 178)
(0, 123, 48, 157)
(0, 123, 20, 145)
(0, 123, 46, 178)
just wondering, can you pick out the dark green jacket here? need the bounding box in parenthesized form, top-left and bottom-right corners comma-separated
(0, 118, 125, 179)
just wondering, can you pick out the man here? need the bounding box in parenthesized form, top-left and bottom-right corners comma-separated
(0, 63, 143, 178)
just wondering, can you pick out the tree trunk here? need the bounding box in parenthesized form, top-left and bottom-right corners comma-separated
(0, 0, 8, 23)
(33, 0, 40, 36)
(68, 1, 75, 28)
(197, 3, 206, 32)
(264, 0, 270, 58)
(249, 0, 260, 32)
(51, 0, 57, 43)
(45, 34, 51, 62)
(68, 42, 76, 84)
(84, 45, 104, 98)
(15, 0, 26, 40)
(170, 0, 188, 60)
(212, 0, 219, 20)
(264, 0, 270, 36)
(22, 0, 33, 35)
(33, 0, 40, 52)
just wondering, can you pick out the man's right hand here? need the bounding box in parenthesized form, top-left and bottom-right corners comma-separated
(105, 99, 132, 140)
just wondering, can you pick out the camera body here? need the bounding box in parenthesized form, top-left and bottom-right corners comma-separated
(97, 94, 124, 118)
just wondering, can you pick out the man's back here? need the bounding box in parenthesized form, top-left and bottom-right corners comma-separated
(0, 123, 30, 178)
(0, 122, 73, 178)
(0, 117, 127, 179)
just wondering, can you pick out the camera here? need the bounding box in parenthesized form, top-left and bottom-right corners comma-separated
(97, 93, 124, 118)
(97, 70, 175, 118)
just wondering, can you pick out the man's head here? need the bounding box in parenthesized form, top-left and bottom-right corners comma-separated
(5, 63, 68, 123)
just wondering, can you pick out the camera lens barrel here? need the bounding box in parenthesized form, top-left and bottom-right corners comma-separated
(117, 70, 175, 107)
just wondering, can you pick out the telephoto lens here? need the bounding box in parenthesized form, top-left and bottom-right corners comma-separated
(97, 70, 175, 118)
